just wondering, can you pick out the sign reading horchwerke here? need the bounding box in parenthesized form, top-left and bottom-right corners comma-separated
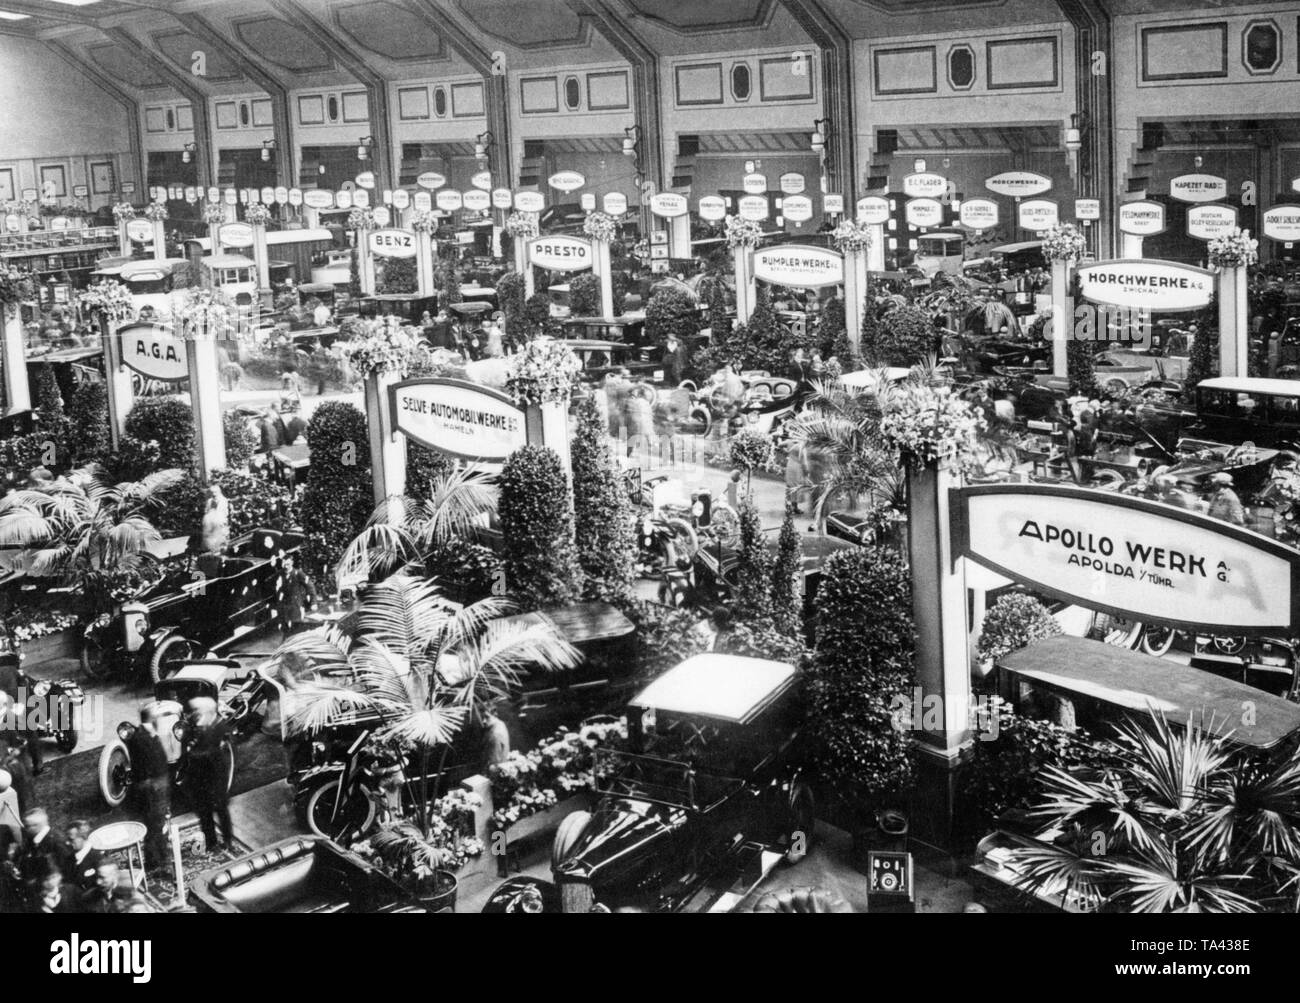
(389, 378, 525, 464)
(752, 245, 843, 288)
(1076, 258, 1213, 313)
(1263, 205, 1300, 242)
(368, 228, 417, 258)
(952, 484, 1300, 633)
(119, 324, 188, 382)
(985, 171, 1052, 198)
(1118, 200, 1166, 237)
(527, 234, 592, 271)
(1169, 174, 1227, 204)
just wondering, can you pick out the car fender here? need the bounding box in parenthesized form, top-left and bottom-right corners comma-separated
(143, 625, 180, 658)
(292, 763, 346, 804)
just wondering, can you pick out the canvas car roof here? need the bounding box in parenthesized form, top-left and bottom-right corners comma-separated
(630, 654, 796, 725)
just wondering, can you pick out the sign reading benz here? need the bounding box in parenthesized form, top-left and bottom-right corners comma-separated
(119, 324, 188, 382)
(953, 484, 1300, 634)
(752, 245, 843, 288)
(389, 379, 525, 464)
(1075, 258, 1213, 313)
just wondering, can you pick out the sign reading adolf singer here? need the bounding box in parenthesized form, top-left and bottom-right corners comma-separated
(389, 379, 526, 464)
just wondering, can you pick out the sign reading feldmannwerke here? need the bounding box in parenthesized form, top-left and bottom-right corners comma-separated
(952, 484, 1300, 634)
(389, 379, 525, 464)
(1075, 259, 1213, 313)
(751, 245, 843, 288)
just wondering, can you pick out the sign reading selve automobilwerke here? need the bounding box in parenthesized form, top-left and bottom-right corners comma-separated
(389, 379, 525, 464)
(752, 245, 843, 288)
(1075, 258, 1212, 312)
(526, 234, 593, 271)
(119, 324, 188, 382)
(952, 484, 1300, 633)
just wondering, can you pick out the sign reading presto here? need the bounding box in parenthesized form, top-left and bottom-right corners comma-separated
(751, 245, 843, 288)
(1075, 258, 1213, 312)
(526, 234, 593, 271)
(389, 379, 525, 464)
(119, 323, 188, 382)
(953, 484, 1300, 633)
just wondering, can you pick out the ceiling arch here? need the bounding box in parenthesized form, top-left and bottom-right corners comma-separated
(85, 41, 167, 90)
(152, 28, 243, 82)
(332, 1, 446, 61)
(232, 15, 333, 73)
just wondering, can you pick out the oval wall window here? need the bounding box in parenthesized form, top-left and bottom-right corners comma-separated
(239, 102, 250, 126)
(564, 76, 581, 111)
(165, 108, 175, 130)
(731, 63, 751, 101)
(327, 95, 339, 122)
(433, 87, 447, 117)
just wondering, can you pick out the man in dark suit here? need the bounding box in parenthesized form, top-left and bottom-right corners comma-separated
(185, 698, 233, 852)
(661, 334, 689, 387)
(17, 808, 66, 899)
(80, 860, 121, 914)
(127, 706, 171, 871)
(62, 820, 102, 894)
(33, 868, 80, 914)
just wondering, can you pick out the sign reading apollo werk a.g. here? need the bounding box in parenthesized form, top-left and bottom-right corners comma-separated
(1263, 205, 1300, 243)
(1118, 200, 1166, 237)
(1188, 203, 1239, 242)
(1169, 174, 1227, 204)
(1075, 258, 1213, 313)
(751, 245, 844, 289)
(118, 324, 188, 383)
(526, 234, 592, 272)
(951, 483, 1300, 634)
(368, 228, 417, 258)
(985, 171, 1052, 198)
(389, 378, 525, 464)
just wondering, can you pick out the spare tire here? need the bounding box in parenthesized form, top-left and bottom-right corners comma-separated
(551, 810, 591, 873)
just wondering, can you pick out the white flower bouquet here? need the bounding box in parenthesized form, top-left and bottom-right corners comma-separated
(345, 315, 420, 378)
(142, 201, 169, 223)
(879, 384, 987, 469)
(180, 288, 232, 339)
(582, 210, 618, 243)
(111, 202, 137, 222)
(724, 215, 763, 250)
(1040, 223, 1086, 263)
(346, 207, 377, 231)
(409, 209, 437, 233)
(504, 211, 539, 241)
(505, 336, 581, 406)
(201, 203, 226, 225)
(244, 203, 273, 226)
(832, 218, 874, 254)
(77, 279, 135, 320)
(1207, 227, 1258, 269)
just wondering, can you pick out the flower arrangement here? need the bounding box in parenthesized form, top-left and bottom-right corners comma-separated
(76, 279, 135, 321)
(201, 203, 226, 225)
(4, 605, 79, 645)
(179, 288, 232, 339)
(505, 336, 582, 406)
(1269, 465, 1300, 545)
(346, 207, 377, 231)
(409, 209, 437, 233)
(142, 201, 168, 223)
(879, 383, 986, 469)
(724, 214, 763, 250)
(244, 203, 273, 226)
(3, 199, 35, 220)
(351, 789, 485, 879)
(1040, 222, 1086, 263)
(0, 267, 33, 312)
(111, 202, 137, 223)
(729, 429, 777, 474)
(504, 211, 539, 241)
(1207, 227, 1259, 269)
(832, 218, 874, 254)
(345, 315, 420, 379)
(582, 210, 618, 244)
(975, 593, 1062, 666)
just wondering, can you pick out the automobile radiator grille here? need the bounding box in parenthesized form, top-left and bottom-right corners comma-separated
(560, 882, 595, 914)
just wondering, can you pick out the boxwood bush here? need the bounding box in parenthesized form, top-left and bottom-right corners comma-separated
(870, 304, 934, 368)
(299, 400, 373, 576)
(570, 394, 636, 603)
(406, 442, 454, 503)
(125, 396, 196, 471)
(569, 272, 602, 318)
(66, 380, 111, 465)
(498, 444, 582, 608)
(223, 411, 257, 470)
(645, 288, 698, 349)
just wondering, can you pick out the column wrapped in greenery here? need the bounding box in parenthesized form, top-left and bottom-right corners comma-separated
(570, 393, 636, 603)
(770, 501, 802, 638)
(300, 401, 373, 577)
(495, 272, 527, 349)
(498, 445, 583, 609)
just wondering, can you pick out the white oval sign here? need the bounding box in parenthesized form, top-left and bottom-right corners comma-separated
(417, 171, 446, 191)
(371, 206, 391, 227)
(463, 189, 490, 212)
(602, 192, 628, 216)
(1293, 178, 1300, 195)
(368, 227, 416, 258)
(514, 191, 545, 213)
(959, 198, 999, 230)
(302, 189, 334, 210)
(1169, 174, 1227, 204)
(207, 186, 220, 203)
(413, 191, 432, 212)
(781, 194, 813, 223)
(288, 188, 303, 207)
(355, 172, 376, 191)
(737, 195, 769, 222)
(1076, 258, 1214, 313)
(579, 193, 596, 211)
(1187, 204, 1239, 242)
(548, 171, 585, 193)
(905, 198, 944, 228)
(752, 244, 843, 288)
(391, 378, 526, 464)
(492, 188, 513, 210)
(3, 214, 18, 234)
(742, 173, 767, 196)
(526, 234, 593, 272)
(50, 216, 70, 231)
(698, 195, 726, 222)
(274, 186, 289, 205)
(335, 190, 354, 210)
(435, 189, 463, 212)
(184, 187, 198, 204)
(260, 186, 276, 204)
(1263, 205, 1300, 242)
(353, 189, 370, 208)
(1118, 200, 1166, 237)
(823, 194, 844, 215)
(1018, 198, 1059, 232)
(903, 172, 947, 199)
(218, 222, 255, 249)
(126, 219, 155, 243)
(778, 173, 805, 195)
(119, 324, 188, 382)
(856, 196, 890, 225)
(1074, 198, 1101, 221)
(472, 171, 493, 192)
(224, 188, 238, 205)
(649, 192, 688, 219)
(985, 171, 1053, 198)
(390, 189, 410, 210)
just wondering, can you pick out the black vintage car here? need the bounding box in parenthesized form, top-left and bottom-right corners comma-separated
(492, 653, 813, 913)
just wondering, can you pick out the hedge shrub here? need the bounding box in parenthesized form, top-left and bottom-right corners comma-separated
(67, 380, 111, 465)
(212, 469, 301, 537)
(870, 305, 934, 368)
(645, 288, 699, 349)
(976, 593, 1061, 667)
(570, 394, 636, 603)
(223, 411, 257, 470)
(125, 396, 196, 471)
(496, 272, 528, 349)
(569, 272, 602, 318)
(498, 445, 583, 608)
(731, 499, 774, 624)
(299, 400, 373, 576)
(427, 538, 503, 604)
(405, 443, 455, 503)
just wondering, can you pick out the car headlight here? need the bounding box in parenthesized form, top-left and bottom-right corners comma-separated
(117, 722, 136, 742)
(32, 680, 51, 698)
(312, 740, 327, 762)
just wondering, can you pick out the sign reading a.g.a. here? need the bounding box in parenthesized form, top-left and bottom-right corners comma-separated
(118, 324, 188, 383)
(526, 234, 593, 272)
(368, 228, 417, 258)
(951, 483, 1300, 634)
(752, 244, 843, 288)
(389, 378, 525, 464)
(1076, 258, 1213, 313)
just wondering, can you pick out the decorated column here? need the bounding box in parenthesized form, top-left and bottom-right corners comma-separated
(349, 207, 377, 297)
(505, 338, 579, 495)
(81, 283, 138, 448)
(866, 224, 886, 272)
(113, 202, 135, 256)
(506, 211, 538, 300)
(202, 202, 225, 254)
(1, 272, 31, 414)
(1210, 229, 1257, 379)
(411, 211, 437, 298)
(833, 219, 873, 355)
(143, 201, 168, 261)
(353, 318, 413, 507)
(725, 216, 761, 325)
(1042, 224, 1086, 380)
(182, 292, 229, 481)
(583, 211, 617, 319)
(246, 203, 273, 293)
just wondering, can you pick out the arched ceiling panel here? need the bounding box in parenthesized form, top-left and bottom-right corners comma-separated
(152, 29, 243, 82)
(86, 41, 166, 89)
(333, 1, 446, 61)
(454, 0, 590, 50)
(622, 0, 776, 33)
(232, 15, 333, 73)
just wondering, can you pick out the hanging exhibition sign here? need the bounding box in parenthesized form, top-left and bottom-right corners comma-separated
(185, 187, 198, 203)
(548, 171, 585, 193)
(823, 194, 844, 215)
(463, 189, 491, 212)
(602, 192, 628, 215)
(389, 379, 525, 464)
(413, 191, 433, 212)
(649, 192, 688, 218)
(985, 171, 1052, 198)
(1074, 198, 1100, 221)
(303, 189, 334, 210)
(288, 188, 303, 207)
(472, 171, 493, 191)
(698, 195, 726, 221)
(781, 195, 813, 222)
(368, 228, 416, 258)
(125, 219, 154, 243)
(742, 173, 767, 195)
(905, 198, 943, 228)
(1293, 178, 1300, 194)
(118, 324, 188, 383)
(778, 173, 805, 195)
(275, 187, 289, 205)
(224, 188, 238, 205)
(390, 189, 410, 210)
(493, 188, 514, 210)
(856, 196, 891, 225)
(902, 172, 948, 199)
(1075, 258, 1213, 313)
(1263, 205, 1300, 242)
(335, 190, 354, 209)
(260, 186, 276, 205)
(514, 191, 545, 213)
(752, 245, 844, 288)
(1169, 174, 1228, 204)
(417, 172, 446, 191)
(1187, 204, 1239, 242)
(1018, 198, 1059, 231)
(579, 193, 596, 211)
(527, 234, 593, 271)
(207, 187, 220, 203)
(355, 172, 376, 191)
(435, 189, 463, 212)
(372, 207, 392, 227)
(959, 198, 999, 230)
(1118, 200, 1166, 237)
(737, 195, 770, 221)
(353, 189, 371, 208)
(218, 222, 255, 248)
(952, 483, 1300, 633)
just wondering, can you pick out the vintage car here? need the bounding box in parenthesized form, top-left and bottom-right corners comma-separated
(97, 663, 239, 807)
(1185, 376, 1300, 450)
(81, 528, 302, 683)
(0, 635, 82, 753)
(493, 654, 814, 913)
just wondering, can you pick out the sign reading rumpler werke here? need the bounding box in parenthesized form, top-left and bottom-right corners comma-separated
(1075, 258, 1213, 312)
(751, 245, 843, 288)
(389, 379, 525, 464)
(952, 484, 1300, 634)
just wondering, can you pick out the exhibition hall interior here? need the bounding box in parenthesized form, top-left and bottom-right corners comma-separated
(3, 0, 1300, 918)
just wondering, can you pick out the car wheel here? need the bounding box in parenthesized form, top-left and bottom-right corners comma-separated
(80, 634, 110, 680)
(98, 739, 132, 808)
(552, 810, 591, 873)
(305, 779, 376, 844)
(1141, 625, 1176, 657)
(149, 634, 200, 684)
(55, 728, 79, 755)
(1214, 635, 1247, 656)
(708, 503, 741, 547)
(783, 781, 816, 864)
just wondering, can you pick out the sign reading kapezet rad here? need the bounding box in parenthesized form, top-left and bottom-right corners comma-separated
(389, 379, 525, 464)
(985, 171, 1052, 198)
(118, 324, 188, 383)
(751, 245, 843, 288)
(526, 234, 593, 272)
(1169, 174, 1228, 203)
(952, 484, 1300, 633)
(1075, 258, 1213, 313)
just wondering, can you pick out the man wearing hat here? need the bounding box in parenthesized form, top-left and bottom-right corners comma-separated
(184, 697, 233, 852)
(128, 703, 171, 870)
(1207, 472, 1245, 526)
